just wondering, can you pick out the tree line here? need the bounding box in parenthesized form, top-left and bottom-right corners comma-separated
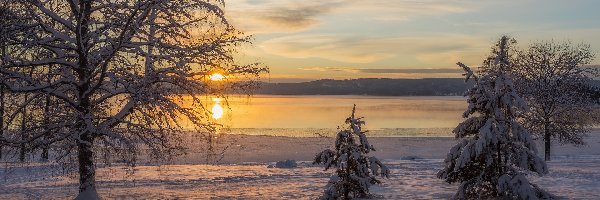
(255, 78, 473, 96)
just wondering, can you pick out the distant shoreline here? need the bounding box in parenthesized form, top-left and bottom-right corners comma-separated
(237, 78, 600, 96)
(235, 94, 467, 97)
(224, 94, 467, 98)
(252, 78, 471, 96)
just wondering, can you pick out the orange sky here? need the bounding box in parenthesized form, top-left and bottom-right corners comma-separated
(225, 0, 600, 82)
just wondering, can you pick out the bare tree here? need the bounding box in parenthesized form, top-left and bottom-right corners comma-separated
(40, 66, 53, 161)
(513, 41, 599, 161)
(0, 0, 265, 198)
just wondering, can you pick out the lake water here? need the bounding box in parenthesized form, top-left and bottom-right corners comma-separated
(184, 95, 467, 137)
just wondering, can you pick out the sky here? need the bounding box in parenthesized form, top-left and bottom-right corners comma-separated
(224, 0, 600, 82)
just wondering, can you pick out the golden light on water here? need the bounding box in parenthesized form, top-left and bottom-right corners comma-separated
(212, 98, 224, 119)
(209, 73, 225, 81)
(175, 95, 465, 131)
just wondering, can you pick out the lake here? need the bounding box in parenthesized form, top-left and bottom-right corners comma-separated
(181, 95, 467, 137)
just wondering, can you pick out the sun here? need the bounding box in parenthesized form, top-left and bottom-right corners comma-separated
(209, 73, 225, 81)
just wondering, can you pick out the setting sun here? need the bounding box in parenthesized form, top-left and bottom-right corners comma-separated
(209, 73, 225, 81)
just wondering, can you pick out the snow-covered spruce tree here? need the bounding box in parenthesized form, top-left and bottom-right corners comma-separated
(314, 105, 389, 200)
(437, 36, 552, 200)
(0, 0, 266, 198)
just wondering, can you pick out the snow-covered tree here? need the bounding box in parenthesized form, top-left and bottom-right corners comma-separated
(314, 105, 389, 200)
(513, 41, 599, 161)
(437, 36, 552, 199)
(0, 0, 265, 198)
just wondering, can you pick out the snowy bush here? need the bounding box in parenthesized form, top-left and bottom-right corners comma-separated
(268, 160, 298, 168)
(400, 156, 422, 161)
(313, 105, 389, 200)
(437, 36, 553, 200)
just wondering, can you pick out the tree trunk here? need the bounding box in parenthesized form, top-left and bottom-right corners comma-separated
(77, 92, 96, 193)
(0, 101, 3, 159)
(41, 148, 49, 161)
(76, 1, 96, 193)
(0, 37, 4, 160)
(78, 133, 96, 193)
(20, 69, 34, 162)
(544, 122, 551, 161)
(497, 141, 502, 174)
(19, 101, 27, 162)
(41, 69, 51, 161)
(0, 85, 3, 160)
(344, 151, 351, 200)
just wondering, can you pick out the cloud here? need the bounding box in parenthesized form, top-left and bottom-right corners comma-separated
(298, 67, 358, 73)
(225, 0, 480, 34)
(346, 0, 476, 22)
(260, 35, 394, 63)
(255, 4, 336, 30)
(226, 0, 347, 33)
(260, 34, 488, 64)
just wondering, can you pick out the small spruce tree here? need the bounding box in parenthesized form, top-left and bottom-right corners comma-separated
(437, 36, 552, 199)
(314, 105, 390, 200)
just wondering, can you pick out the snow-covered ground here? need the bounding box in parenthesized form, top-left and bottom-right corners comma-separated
(1, 132, 600, 199)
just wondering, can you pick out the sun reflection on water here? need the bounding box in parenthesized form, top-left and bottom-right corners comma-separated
(212, 98, 224, 119)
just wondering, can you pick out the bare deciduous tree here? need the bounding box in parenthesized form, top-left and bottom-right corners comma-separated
(0, 0, 266, 198)
(513, 41, 599, 161)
